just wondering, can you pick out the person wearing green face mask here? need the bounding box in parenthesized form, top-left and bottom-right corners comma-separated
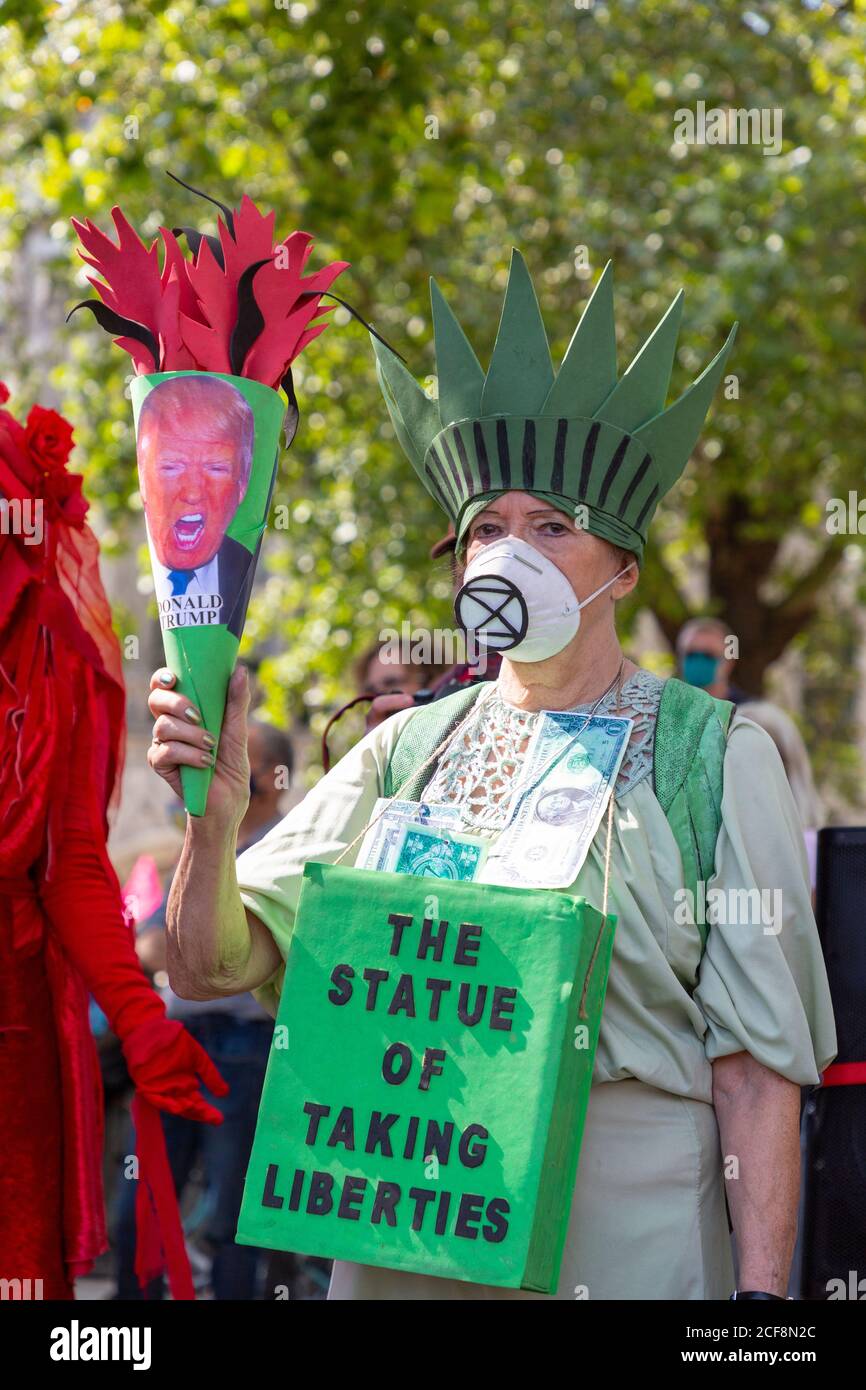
(677, 616, 751, 704)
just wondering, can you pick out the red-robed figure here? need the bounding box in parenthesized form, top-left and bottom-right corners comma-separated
(0, 383, 227, 1299)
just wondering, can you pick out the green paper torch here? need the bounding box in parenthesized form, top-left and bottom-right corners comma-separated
(69, 179, 348, 814)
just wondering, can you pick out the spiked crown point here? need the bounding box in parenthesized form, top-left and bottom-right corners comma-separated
(480, 249, 554, 416)
(634, 320, 738, 489)
(540, 259, 617, 418)
(371, 333, 439, 470)
(595, 289, 684, 433)
(429, 277, 484, 424)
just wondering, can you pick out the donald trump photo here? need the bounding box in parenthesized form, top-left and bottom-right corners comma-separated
(137, 374, 256, 638)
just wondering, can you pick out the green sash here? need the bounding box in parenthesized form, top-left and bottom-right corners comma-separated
(383, 676, 733, 948)
(652, 678, 734, 946)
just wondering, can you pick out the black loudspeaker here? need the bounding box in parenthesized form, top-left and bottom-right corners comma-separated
(800, 827, 866, 1300)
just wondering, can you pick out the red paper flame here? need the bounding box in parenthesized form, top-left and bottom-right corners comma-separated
(71, 195, 348, 389)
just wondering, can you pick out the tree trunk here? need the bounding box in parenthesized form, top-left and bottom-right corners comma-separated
(649, 494, 846, 694)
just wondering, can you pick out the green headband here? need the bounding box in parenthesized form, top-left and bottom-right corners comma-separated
(372, 252, 736, 561)
(456, 491, 614, 556)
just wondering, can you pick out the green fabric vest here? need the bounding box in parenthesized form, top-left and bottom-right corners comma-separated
(383, 677, 733, 949)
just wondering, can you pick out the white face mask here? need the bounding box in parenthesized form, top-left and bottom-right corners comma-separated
(454, 535, 635, 664)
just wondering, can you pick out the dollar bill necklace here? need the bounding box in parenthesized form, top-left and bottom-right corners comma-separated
(336, 661, 626, 867)
(500, 659, 626, 831)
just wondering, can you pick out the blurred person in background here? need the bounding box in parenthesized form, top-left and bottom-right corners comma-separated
(356, 636, 433, 701)
(324, 527, 497, 769)
(318, 638, 435, 769)
(359, 529, 501, 736)
(736, 700, 824, 894)
(677, 617, 823, 891)
(114, 716, 293, 1300)
(677, 616, 753, 705)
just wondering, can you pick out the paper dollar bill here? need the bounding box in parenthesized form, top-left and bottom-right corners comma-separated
(393, 823, 487, 881)
(354, 798, 463, 873)
(480, 713, 633, 890)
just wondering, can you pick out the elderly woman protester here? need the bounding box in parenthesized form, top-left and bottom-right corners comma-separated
(146, 253, 835, 1301)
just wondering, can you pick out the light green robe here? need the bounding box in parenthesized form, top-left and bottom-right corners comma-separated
(235, 686, 836, 1299)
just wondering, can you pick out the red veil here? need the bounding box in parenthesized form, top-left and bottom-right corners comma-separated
(0, 390, 120, 1280)
(0, 386, 224, 1296)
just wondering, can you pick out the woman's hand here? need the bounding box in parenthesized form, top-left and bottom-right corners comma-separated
(122, 1017, 229, 1125)
(365, 691, 416, 731)
(147, 665, 251, 829)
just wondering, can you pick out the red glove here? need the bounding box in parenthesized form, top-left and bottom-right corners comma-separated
(122, 1017, 228, 1124)
(39, 707, 227, 1125)
(41, 798, 229, 1299)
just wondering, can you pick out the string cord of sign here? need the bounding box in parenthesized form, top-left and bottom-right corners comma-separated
(579, 664, 623, 1019)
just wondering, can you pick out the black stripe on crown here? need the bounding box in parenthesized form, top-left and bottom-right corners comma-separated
(522, 420, 536, 488)
(430, 444, 461, 512)
(598, 435, 630, 507)
(452, 426, 473, 489)
(579, 421, 600, 497)
(437, 434, 465, 504)
(424, 461, 454, 515)
(474, 421, 491, 491)
(551, 418, 568, 494)
(635, 483, 659, 531)
(618, 451, 652, 515)
(496, 419, 511, 488)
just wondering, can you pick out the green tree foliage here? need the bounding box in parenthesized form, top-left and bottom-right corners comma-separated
(1, 0, 865, 781)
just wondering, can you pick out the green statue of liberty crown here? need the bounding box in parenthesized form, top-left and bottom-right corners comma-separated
(372, 251, 737, 561)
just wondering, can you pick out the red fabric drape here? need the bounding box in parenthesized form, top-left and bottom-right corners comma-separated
(0, 386, 219, 1296)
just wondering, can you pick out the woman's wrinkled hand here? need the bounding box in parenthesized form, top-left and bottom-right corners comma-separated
(146, 665, 251, 828)
(365, 691, 416, 731)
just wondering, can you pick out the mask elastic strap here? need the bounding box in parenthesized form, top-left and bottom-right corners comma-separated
(577, 560, 636, 611)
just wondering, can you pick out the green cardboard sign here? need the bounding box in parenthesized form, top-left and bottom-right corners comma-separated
(130, 371, 285, 816)
(237, 863, 615, 1293)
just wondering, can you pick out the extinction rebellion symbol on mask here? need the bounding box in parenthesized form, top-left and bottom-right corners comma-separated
(454, 574, 529, 652)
